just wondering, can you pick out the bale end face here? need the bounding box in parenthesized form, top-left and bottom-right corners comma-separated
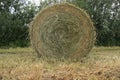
(30, 3, 96, 59)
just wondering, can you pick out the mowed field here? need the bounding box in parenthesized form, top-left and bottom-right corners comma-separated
(0, 47, 120, 80)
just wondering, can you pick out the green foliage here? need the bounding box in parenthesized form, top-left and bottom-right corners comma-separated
(0, 0, 37, 48)
(86, 0, 120, 46)
(67, 0, 120, 46)
(0, 0, 119, 47)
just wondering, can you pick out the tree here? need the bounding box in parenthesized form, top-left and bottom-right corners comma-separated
(71, 0, 120, 46)
(0, 0, 37, 47)
(85, 0, 120, 46)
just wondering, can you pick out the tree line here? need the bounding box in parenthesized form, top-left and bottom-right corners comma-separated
(0, 0, 120, 48)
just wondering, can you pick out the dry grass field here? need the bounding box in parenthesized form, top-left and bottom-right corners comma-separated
(0, 47, 120, 80)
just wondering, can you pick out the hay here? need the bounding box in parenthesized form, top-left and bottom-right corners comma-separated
(30, 3, 96, 59)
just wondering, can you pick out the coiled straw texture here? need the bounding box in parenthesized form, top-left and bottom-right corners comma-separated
(30, 3, 96, 59)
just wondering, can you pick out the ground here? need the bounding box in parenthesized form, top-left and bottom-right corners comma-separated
(0, 47, 120, 80)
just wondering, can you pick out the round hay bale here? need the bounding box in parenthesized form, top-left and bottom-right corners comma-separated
(30, 3, 96, 59)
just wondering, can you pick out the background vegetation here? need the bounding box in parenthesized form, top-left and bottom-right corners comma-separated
(0, 0, 120, 48)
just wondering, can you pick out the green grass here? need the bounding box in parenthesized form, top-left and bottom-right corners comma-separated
(0, 47, 120, 80)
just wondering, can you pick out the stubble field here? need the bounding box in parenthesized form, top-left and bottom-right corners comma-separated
(0, 47, 120, 80)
